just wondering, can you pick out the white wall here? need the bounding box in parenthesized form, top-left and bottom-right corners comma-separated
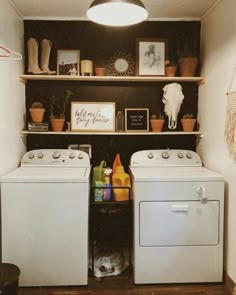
(0, 0, 26, 177)
(199, 0, 236, 283)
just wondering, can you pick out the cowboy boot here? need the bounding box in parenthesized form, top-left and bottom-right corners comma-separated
(27, 38, 47, 74)
(40, 39, 56, 74)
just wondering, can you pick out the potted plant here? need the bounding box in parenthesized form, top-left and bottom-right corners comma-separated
(49, 90, 73, 132)
(165, 59, 177, 77)
(181, 113, 196, 132)
(29, 102, 45, 123)
(150, 114, 165, 132)
(177, 42, 199, 77)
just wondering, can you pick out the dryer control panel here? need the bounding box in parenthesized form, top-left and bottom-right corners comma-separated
(21, 149, 90, 167)
(130, 149, 202, 167)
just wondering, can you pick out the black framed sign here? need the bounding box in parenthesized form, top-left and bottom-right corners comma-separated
(125, 108, 149, 132)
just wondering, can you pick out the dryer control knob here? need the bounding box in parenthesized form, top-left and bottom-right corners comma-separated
(52, 151, 60, 159)
(78, 152, 84, 159)
(69, 152, 75, 159)
(28, 152, 35, 159)
(37, 152, 44, 159)
(162, 151, 170, 159)
(186, 152, 193, 159)
(177, 152, 184, 159)
(147, 153, 154, 159)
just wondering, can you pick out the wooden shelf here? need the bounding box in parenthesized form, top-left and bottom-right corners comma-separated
(19, 74, 205, 84)
(21, 130, 203, 136)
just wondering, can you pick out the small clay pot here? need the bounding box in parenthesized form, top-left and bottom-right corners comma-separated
(50, 118, 65, 132)
(181, 118, 196, 132)
(29, 108, 45, 123)
(165, 66, 177, 77)
(178, 57, 198, 77)
(150, 119, 165, 132)
(95, 67, 106, 76)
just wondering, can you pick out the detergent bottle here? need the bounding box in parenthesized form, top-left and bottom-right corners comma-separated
(112, 153, 122, 174)
(112, 165, 131, 201)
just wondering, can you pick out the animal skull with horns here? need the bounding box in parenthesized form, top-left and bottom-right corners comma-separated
(162, 83, 184, 129)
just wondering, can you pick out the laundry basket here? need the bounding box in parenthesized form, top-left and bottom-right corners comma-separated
(0, 263, 20, 295)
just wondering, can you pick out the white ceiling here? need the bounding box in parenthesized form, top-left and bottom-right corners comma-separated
(10, 0, 217, 20)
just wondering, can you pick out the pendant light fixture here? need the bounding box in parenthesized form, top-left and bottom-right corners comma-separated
(87, 0, 148, 27)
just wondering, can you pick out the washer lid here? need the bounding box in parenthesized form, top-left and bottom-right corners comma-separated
(129, 166, 224, 182)
(1, 167, 91, 183)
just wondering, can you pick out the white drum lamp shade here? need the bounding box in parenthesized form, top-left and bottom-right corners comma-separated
(87, 0, 148, 26)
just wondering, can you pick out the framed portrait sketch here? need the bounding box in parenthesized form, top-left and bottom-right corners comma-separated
(71, 102, 115, 132)
(136, 38, 168, 76)
(57, 50, 80, 75)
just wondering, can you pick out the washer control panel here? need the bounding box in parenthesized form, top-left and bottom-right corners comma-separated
(21, 149, 90, 167)
(130, 150, 202, 167)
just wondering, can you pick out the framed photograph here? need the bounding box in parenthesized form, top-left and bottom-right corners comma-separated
(125, 108, 149, 132)
(71, 102, 115, 132)
(136, 38, 168, 76)
(57, 50, 80, 75)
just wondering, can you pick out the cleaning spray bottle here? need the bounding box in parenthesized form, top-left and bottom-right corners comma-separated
(103, 168, 112, 201)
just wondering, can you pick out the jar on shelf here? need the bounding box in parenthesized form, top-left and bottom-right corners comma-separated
(116, 111, 124, 132)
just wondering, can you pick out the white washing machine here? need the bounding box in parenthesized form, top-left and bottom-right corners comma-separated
(1, 149, 91, 287)
(129, 149, 224, 284)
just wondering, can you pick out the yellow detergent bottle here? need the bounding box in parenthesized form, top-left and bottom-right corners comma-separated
(112, 166, 131, 201)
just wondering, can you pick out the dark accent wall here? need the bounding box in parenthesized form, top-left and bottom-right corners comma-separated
(24, 20, 200, 168)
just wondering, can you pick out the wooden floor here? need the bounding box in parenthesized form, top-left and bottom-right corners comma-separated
(18, 276, 230, 295)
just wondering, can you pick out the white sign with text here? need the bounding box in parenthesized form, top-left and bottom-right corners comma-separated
(71, 102, 115, 131)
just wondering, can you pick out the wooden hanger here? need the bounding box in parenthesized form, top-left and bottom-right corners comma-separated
(0, 45, 22, 60)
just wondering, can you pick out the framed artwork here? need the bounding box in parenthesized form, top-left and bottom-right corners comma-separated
(136, 38, 168, 76)
(71, 102, 115, 132)
(57, 50, 80, 75)
(125, 108, 149, 132)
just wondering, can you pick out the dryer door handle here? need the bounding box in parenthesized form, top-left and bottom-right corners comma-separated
(171, 204, 189, 212)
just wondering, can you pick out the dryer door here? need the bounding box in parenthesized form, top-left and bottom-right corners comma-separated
(139, 201, 219, 246)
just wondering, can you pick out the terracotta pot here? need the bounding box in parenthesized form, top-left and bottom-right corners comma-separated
(165, 66, 177, 77)
(150, 119, 165, 132)
(181, 118, 196, 132)
(178, 57, 198, 77)
(29, 108, 45, 123)
(95, 67, 106, 76)
(50, 118, 65, 132)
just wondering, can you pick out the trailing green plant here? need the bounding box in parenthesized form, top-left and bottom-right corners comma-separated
(151, 113, 165, 120)
(182, 113, 194, 119)
(31, 102, 44, 109)
(49, 90, 73, 119)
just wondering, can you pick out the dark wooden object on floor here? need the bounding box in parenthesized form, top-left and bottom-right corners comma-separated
(18, 277, 230, 295)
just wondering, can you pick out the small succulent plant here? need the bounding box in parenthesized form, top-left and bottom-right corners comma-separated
(151, 113, 165, 120)
(31, 102, 44, 109)
(165, 59, 176, 67)
(182, 113, 194, 119)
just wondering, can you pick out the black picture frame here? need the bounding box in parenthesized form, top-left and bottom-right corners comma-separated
(125, 108, 149, 132)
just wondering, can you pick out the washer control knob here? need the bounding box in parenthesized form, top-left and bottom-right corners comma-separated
(52, 151, 60, 159)
(28, 152, 35, 159)
(186, 152, 193, 159)
(177, 152, 184, 159)
(69, 152, 75, 159)
(78, 152, 84, 159)
(147, 153, 154, 159)
(37, 152, 44, 159)
(162, 151, 170, 159)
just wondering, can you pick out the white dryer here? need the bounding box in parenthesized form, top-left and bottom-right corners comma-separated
(1, 149, 91, 287)
(129, 149, 224, 284)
